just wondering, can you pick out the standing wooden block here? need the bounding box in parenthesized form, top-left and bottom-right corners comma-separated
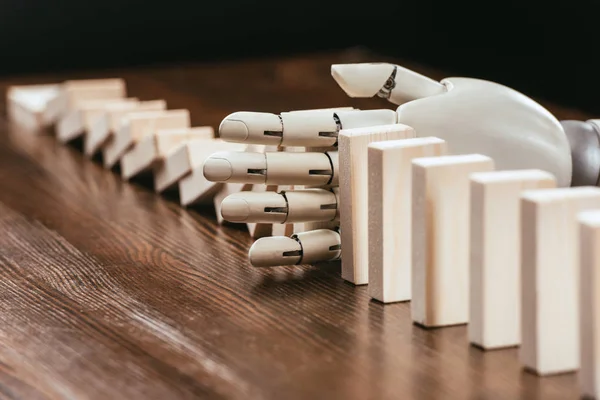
(102, 109, 190, 169)
(520, 187, 600, 375)
(367, 137, 447, 304)
(578, 210, 600, 399)
(121, 127, 214, 180)
(411, 154, 494, 327)
(6, 84, 60, 131)
(85, 99, 166, 157)
(339, 124, 416, 285)
(154, 138, 236, 193)
(44, 78, 126, 125)
(56, 98, 138, 143)
(468, 170, 557, 350)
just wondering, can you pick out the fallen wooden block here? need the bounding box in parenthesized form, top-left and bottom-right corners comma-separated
(6, 84, 61, 131)
(85, 99, 167, 158)
(44, 78, 126, 125)
(121, 127, 214, 181)
(56, 98, 139, 143)
(411, 154, 494, 328)
(367, 137, 447, 304)
(468, 169, 556, 350)
(102, 109, 190, 169)
(520, 187, 600, 375)
(578, 210, 600, 399)
(178, 141, 246, 206)
(154, 138, 235, 194)
(339, 123, 416, 285)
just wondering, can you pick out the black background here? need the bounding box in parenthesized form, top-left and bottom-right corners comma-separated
(1, 0, 598, 114)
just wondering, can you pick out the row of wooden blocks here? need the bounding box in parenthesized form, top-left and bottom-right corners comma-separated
(7, 78, 600, 397)
(6, 78, 296, 238)
(339, 124, 600, 396)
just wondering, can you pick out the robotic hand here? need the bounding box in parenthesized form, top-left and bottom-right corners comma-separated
(204, 62, 596, 268)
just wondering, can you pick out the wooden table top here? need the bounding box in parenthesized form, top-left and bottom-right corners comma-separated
(0, 48, 590, 400)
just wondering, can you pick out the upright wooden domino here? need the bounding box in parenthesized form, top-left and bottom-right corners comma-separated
(339, 123, 416, 285)
(367, 137, 447, 304)
(411, 154, 494, 327)
(578, 210, 600, 399)
(121, 127, 214, 181)
(102, 109, 190, 169)
(44, 78, 126, 125)
(85, 99, 167, 157)
(520, 187, 600, 375)
(468, 170, 557, 350)
(57, 98, 139, 143)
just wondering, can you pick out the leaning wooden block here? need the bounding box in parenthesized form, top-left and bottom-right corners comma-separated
(411, 154, 494, 328)
(368, 137, 447, 304)
(154, 138, 236, 193)
(177, 140, 245, 206)
(339, 123, 416, 285)
(578, 210, 600, 399)
(85, 99, 166, 157)
(56, 98, 138, 143)
(520, 187, 600, 376)
(121, 127, 214, 180)
(469, 170, 556, 350)
(44, 78, 126, 125)
(6, 84, 61, 131)
(102, 109, 190, 169)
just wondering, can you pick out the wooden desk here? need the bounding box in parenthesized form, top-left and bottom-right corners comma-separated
(0, 48, 588, 399)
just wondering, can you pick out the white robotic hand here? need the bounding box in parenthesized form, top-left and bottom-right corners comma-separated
(203, 62, 575, 268)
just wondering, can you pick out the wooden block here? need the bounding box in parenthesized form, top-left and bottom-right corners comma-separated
(367, 137, 447, 304)
(102, 109, 190, 169)
(338, 123, 416, 285)
(177, 140, 245, 206)
(411, 154, 494, 327)
(154, 138, 235, 193)
(520, 187, 600, 375)
(468, 170, 557, 350)
(6, 84, 60, 131)
(85, 99, 166, 157)
(121, 127, 214, 180)
(44, 78, 126, 125)
(56, 98, 138, 143)
(579, 210, 600, 399)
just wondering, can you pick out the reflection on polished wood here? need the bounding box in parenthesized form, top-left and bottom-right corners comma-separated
(0, 48, 588, 399)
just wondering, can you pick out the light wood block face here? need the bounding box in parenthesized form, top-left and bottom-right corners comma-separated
(411, 154, 494, 328)
(121, 127, 214, 181)
(56, 98, 138, 143)
(339, 124, 416, 285)
(102, 109, 190, 169)
(520, 187, 600, 376)
(44, 78, 126, 125)
(154, 138, 235, 193)
(367, 137, 447, 304)
(85, 100, 167, 157)
(6, 84, 61, 131)
(578, 210, 600, 399)
(468, 170, 557, 350)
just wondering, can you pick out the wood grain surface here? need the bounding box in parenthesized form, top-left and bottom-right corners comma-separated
(0, 48, 589, 399)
